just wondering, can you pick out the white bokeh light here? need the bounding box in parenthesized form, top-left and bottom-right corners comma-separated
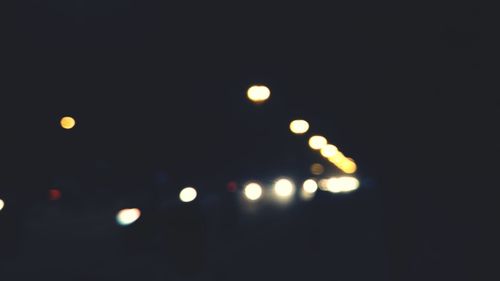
(247, 85, 271, 103)
(116, 208, 141, 226)
(308, 135, 327, 150)
(274, 178, 295, 198)
(302, 179, 318, 194)
(289, 120, 309, 134)
(244, 182, 263, 201)
(179, 187, 197, 203)
(320, 144, 339, 158)
(0, 199, 4, 211)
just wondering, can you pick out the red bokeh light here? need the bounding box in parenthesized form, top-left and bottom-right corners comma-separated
(49, 189, 62, 201)
(226, 181, 237, 192)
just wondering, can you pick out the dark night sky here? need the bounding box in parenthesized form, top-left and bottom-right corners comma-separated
(1, 1, 494, 281)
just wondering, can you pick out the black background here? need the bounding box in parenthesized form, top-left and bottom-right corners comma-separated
(1, 1, 495, 280)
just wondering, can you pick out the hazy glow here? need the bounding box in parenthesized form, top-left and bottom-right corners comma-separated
(310, 163, 324, 175)
(244, 182, 263, 201)
(308, 135, 327, 150)
(60, 116, 76, 129)
(247, 85, 271, 103)
(326, 176, 360, 193)
(179, 187, 197, 203)
(303, 179, 318, 194)
(274, 178, 295, 197)
(116, 208, 141, 226)
(320, 144, 338, 158)
(318, 179, 329, 190)
(0, 199, 4, 211)
(289, 120, 309, 134)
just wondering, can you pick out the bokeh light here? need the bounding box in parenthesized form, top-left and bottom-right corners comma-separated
(247, 85, 271, 103)
(274, 178, 295, 197)
(49, 189, 62, 201)
(339, 158, 357, 174)
(244, 182, 263, 201)
(328, 152, 346, 165)
(60, 116, 76, 129)
(302, 179, 318, 194)
(179, 187, 197, 203)
(318, 179, 329, 191)
(0, 199, 4, 211)
(289, 120, 309, 134)
(320, 144, 338, 158)
(227, 181, 237, 192)
(308, 135, 327, 150)
(116, 208, 141, 226)
(310, 163, 324, 175)
(326, 176, 360, 193)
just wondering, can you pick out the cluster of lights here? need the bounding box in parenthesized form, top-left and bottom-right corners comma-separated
(242, 178, 317, 202)
(241, 176, 359, 203)
(27, 85, 361, 228)
(309, 134, 357, 174)
(246, 84, 359, 176)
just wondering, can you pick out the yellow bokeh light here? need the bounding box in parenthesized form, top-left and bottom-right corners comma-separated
(320, 144, 338, 158)
(179, 187, 197, 203)
(274, 178, 295, 197)
(244, 182, 263, 201)
(60, 116, 76, 129)
(310, 163, 324, 175)
(339, 158, 357, 174)
(308, 135, 327, 150)
(289, 120, 309, 134)
(328, 152, 346, 165)
(0, 199, 4, 211)
(247, 85, 271, 103)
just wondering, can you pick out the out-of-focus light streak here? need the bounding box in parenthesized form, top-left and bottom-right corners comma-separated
(179, 187, 197, 203)
(326, 176, 360, 193)
(116, 208, 141, 226)
(289, 120, 309, 134)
